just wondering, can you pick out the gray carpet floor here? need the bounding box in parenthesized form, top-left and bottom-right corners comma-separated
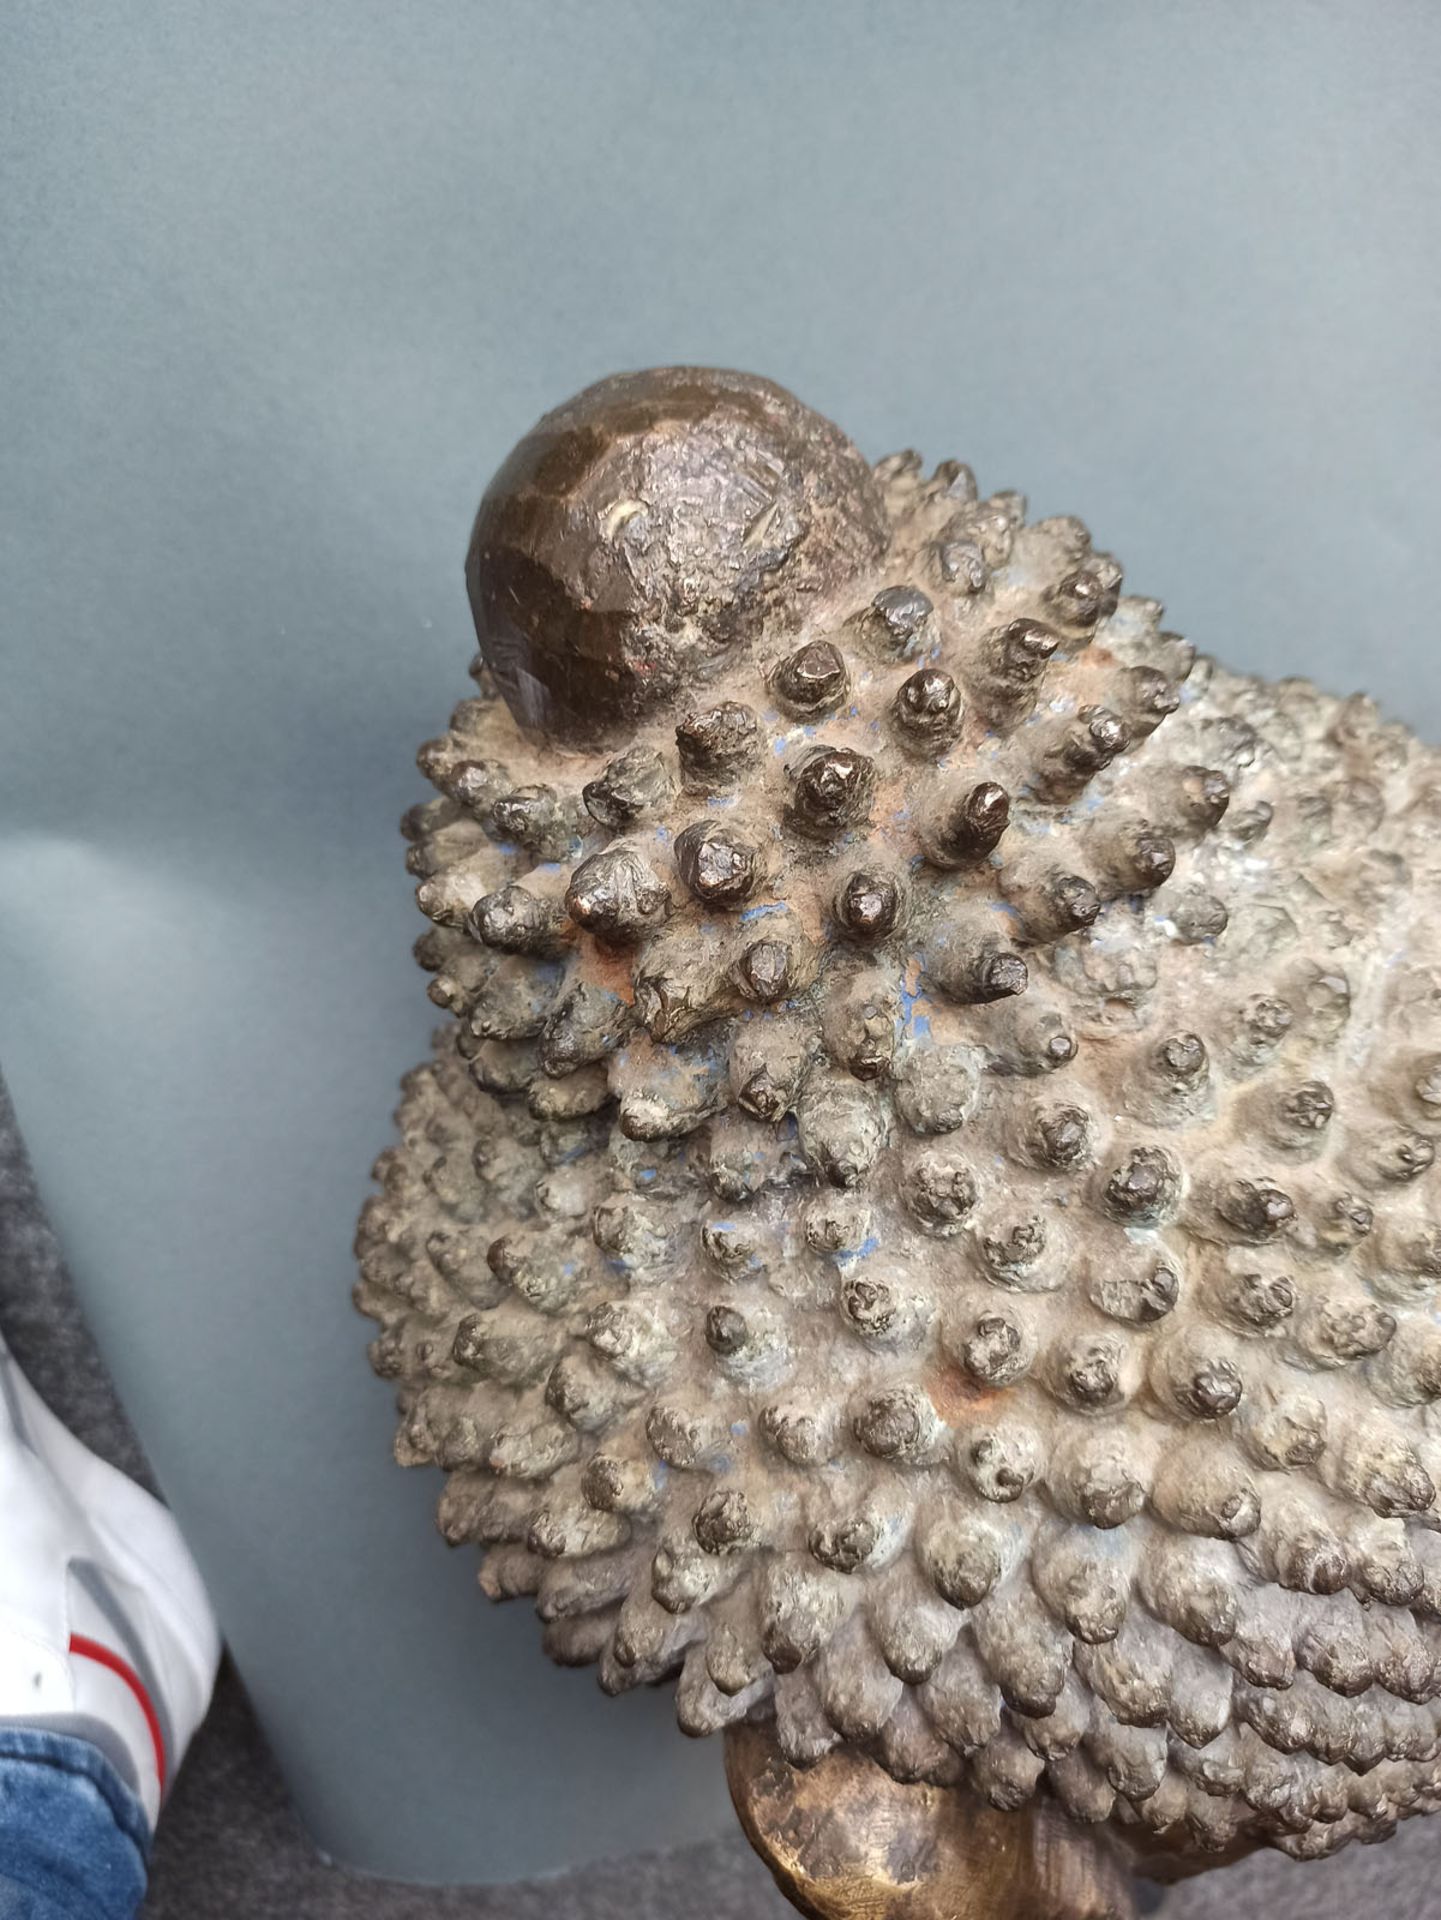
(4, 1072, 1441, 1916)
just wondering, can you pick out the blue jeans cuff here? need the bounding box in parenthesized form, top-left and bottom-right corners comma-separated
(0, 1728, 150, 1920)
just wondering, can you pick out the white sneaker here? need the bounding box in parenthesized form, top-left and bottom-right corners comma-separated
(0, 1334, 221, 1829)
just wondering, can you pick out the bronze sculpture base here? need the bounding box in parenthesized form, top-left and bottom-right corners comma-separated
(725, 1721, 1138, 1920)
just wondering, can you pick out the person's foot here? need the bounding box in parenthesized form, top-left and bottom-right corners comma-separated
(0, 1332, 220, 1828)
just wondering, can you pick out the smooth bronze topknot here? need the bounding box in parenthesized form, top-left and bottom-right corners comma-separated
(467, 367, 887, 745)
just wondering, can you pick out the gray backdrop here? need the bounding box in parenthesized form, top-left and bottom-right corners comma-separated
(2, 0, 1438, 1888)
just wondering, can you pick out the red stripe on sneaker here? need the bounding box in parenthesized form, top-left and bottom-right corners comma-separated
(69, 1632, 167, 1794)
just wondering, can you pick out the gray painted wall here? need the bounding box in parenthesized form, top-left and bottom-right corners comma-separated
(2, 0, 1437, 1885)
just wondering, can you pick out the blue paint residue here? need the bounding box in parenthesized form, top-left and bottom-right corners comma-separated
(834, 1233, 882, 1268)
(899, 967, 929, 1038)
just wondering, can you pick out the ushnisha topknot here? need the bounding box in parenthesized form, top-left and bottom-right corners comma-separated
(357, 367, 1441, 1878)
(465, 367, 887, 745)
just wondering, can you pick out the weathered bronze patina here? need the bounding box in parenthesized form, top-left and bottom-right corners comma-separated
(360, 366, 1441, 1916)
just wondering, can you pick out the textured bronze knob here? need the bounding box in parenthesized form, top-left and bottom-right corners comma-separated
(467, 366, 887, 744)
